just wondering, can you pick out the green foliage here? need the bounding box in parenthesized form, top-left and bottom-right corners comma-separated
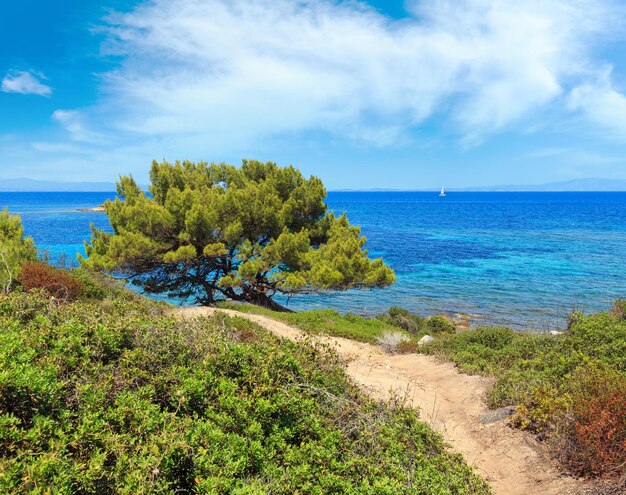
(567, 311, 626, 371)
(0, 210, 37, 293)
(66, 268, 119, 301)
(218, 302, 405, 343)
(0, 287, 488, 494)
(610, 299, 626, 320)
(377, 307, 427, 336)
(421, 305, 626, 478)
(425, 316, 456, 335)
(218, 304, 456, 345)
(377, 308, 456, 337)
(82, 160, 394, 308)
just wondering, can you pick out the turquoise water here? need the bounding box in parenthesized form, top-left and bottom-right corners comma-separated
(2, 191, 625, 330)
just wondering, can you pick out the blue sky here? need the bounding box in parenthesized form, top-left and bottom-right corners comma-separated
(1, 0, 626, 189)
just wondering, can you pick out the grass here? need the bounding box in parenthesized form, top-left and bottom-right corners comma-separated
(216, 303, 455, 344)
(0, 272, 490, 494)
(216, 302, 408, 343)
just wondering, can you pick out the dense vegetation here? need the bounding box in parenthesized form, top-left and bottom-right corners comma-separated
(0, 209, 36, 293)
(220, 301, 626, 481)
(0, 270, 488, 494)
(421, 303, 626, 478)
(4, 205, 625, 488)
(81, 160, 394, 310)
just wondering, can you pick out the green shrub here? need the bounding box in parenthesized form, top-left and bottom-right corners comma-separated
(421, 300, 626, 479)
(66, 268, 113, 300)
(377, 309, 457, 337)
(0, 290, 489, 494)
(610, 299, 626, 320)
(0, 210, 37, 293)
(566, 311, 626, 371)
(426, 315, 456, 335)
(378, 306, 427, 336)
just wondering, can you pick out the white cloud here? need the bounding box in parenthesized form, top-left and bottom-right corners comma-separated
(56, 0, 625, 151)
(52, 110, 104, 143)
(1, 70, 52, 96)
(569, 68, 626, 139)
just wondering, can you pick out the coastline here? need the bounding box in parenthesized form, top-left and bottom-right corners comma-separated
(76, 205, 105, 212)
(7, 191, 626, 331)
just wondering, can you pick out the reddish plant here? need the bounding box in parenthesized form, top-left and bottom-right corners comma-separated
(19, 261, 83, 302)
(560, 367, 626, 477)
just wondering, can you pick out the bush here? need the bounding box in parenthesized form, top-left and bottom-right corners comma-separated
(421, 300, 626, 482)
(426, 315, 456, 335)
(377, 331, 411, 354)
(67, 268, 132, 301)
(0, 288, 489, 494)
(510, 385, 571, 435)
(610, 299, 626, 320)
(0, 210, 37, 292)
(560, 366, 626, 477)
(378, 306, 427, 335)
(18, 261, 83, 302)
(379, 308, 456, 336)
(396, 338, 419, 354)
(567, 311, 626, 371)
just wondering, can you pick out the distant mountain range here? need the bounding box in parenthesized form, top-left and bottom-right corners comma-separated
(0, 178, 117, 192)
(335, 178, 626, 192)
(2, 177, 626, 192)
(459, 178, 626, 192)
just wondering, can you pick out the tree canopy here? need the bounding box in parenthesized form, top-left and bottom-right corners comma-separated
(0, 209, 37, 293)
(81, 160, 394, 309)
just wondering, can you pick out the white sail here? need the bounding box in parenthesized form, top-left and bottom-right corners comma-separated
(439, 186, 446, 197)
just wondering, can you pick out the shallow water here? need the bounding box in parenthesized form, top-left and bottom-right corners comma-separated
(3, 191, 625, 330)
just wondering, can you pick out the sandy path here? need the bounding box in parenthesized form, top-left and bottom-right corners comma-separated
(173, 306, 581, 495)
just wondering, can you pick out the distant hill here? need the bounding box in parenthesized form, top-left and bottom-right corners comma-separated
(0, 178, 117, 192)
(460, 179, 626, 192)
(3, 177, 626, 193)
(333, 179, 626, 193)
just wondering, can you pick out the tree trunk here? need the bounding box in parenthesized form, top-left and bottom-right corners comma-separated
(243, 291, 292, 312)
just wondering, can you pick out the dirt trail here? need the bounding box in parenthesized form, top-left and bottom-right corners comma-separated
(174, 306, 581, 495)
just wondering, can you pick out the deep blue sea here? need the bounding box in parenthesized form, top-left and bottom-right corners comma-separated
(2, 191, 626, 330)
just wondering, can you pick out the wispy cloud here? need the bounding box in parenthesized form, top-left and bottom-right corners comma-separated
(569, 68, 626, 139)
(529, 147, 623, 165)
(52, 110, 104, 143)
(1, 70, 52, 96)
(49, 0, 626, 155)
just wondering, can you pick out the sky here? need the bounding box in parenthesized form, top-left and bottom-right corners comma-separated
(1, 0, 626, 190)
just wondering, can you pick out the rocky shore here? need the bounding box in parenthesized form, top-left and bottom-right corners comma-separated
(77, 205, 105, 212)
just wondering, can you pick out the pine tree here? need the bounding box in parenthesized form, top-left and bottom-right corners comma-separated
(82, 160, 395, 309)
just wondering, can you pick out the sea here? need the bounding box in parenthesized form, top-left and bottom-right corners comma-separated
(2, 190, 626, 331)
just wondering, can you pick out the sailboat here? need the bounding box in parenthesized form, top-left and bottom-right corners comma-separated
(439, 186, 446, 197)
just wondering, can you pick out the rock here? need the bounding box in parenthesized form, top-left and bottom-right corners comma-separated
(549, 330, 564, 336)
(453, 313, 475, 331)
(480, 406, 516, 425)
(77, 205, 105, 212)
(418, 335, 434, 346)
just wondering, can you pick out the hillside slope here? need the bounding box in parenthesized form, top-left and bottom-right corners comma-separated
(175, 307, 582, 495)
